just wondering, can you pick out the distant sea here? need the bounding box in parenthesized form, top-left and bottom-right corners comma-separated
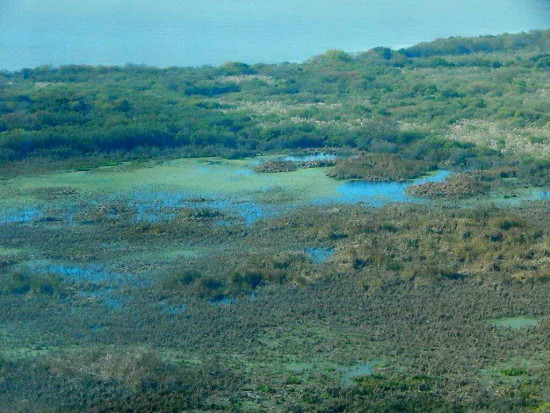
(0, 0, 549, 71)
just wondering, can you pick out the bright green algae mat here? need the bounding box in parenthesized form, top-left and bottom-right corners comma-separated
(1, 156, 547, 212)
(492, 317, 541, 329)
(0, 157, 340, 209)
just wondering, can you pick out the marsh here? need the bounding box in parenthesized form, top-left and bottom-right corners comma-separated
(0, 4, 549, 410)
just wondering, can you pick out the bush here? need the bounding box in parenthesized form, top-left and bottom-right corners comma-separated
(0, 270, 67, 296)
(328, 153, 436, 182)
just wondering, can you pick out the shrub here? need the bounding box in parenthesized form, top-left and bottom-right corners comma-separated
(0, 270, 67, 297)
(328, 153, 435, 182)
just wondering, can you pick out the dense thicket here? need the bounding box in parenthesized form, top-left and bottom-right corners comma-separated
(0, 30, 548, 163)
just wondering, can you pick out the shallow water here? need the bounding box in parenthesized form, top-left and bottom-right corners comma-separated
(209, 297, 238, 306)
(283, 154, 337, 162)
(28, 261, 149, 288)
(124, 190, 276, 225)
(341, 363, 374, 385)
(492, 317, 541, 329)
(325, 170, 450, 206)
(305, 247, 335, 264)
(115, 167, 450, 223)
(0, 158, 547, 228)
(31, 263, 126, 285)
(79, 290, 129, 310)
(27, 261, 145, 310)
(1, 0, 548, 70)
(0, 207, 44, 224)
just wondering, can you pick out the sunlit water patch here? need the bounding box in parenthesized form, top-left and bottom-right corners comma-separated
(341, 363, 375, 385)
(4, 156, 547, 232)
(2, 166, 451, 229)
(0, 207, 44, 224)
(0, 157, 451, 223)
(283, 153, 338, 162)
(27, 261, 149, 288)
(157, 302, 186, 315)
(0, 202, 91, 227)
(123, 190, 276, 225)
(114, 167, 452, 224)
(209, 296, 238, 306)
(78, 290, 130, 310)
(492, 317, 541, 329)
(305, 247, 334, 264)
(32, 263, 127, 285)
(25, 262, 146, 310)
(320, 170, 450, 206)
(200, 198, 274, 225)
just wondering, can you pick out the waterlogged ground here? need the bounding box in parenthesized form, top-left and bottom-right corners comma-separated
(1, 155, 549, 410)
(2, 155, 547, 227)
(1, 155, 548, 311)
(1, 155, 440, 213)
(0, 155, 547, 305)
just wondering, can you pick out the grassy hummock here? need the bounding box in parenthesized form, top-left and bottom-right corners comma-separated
(327, 154, 436, 182)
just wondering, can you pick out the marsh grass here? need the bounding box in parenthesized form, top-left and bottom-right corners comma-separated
(0, 160, 548, 410)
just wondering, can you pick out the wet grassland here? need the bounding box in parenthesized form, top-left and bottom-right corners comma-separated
(0, 153, 549, 412)
(1, 30, 550, 412)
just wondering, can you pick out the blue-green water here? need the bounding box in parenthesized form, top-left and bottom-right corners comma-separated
(341, 363, 375, 385)
(305, 247, 335, 264)
(0, 0, 548, 71)
(492, 317, 541, 329)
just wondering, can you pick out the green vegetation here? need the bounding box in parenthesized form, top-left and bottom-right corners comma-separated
(0, 270, 67, 297)
(501, 368, 528, 377)
(1, 31, 549, 171)
(328, 153, 436, 182)
(0, 31, 549, 412)
(407, 173, 490, 198)
(255, 159, 299, 173)
(255, 157, 336, 173)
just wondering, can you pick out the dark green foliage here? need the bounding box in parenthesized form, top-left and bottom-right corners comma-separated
(328, 374, 453, 412)
(0, 270, 67, 297)
(501, 368, 527, 377)
(0, 350, 245, 412)
(518, 159, 550, 186)
(0, 30, 549, 413)
(0, 30, 548, 168)
(285, 375, 302, 385)
(161, 252, 316, 299)
(165, 271, 202, 287)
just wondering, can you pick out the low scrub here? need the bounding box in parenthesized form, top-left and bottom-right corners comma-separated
(407, 174, 490, 199)
(0, 270, 67, 297)
(328, 154, 436, 182)
(161, 252, 318, 300)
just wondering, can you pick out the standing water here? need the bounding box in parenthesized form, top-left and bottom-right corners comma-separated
(0, 0, 549, 70)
